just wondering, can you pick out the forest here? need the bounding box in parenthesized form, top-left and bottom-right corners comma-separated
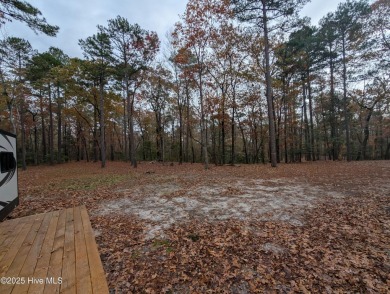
(0, 0, 389, 170)
(1, 1, 390, 292)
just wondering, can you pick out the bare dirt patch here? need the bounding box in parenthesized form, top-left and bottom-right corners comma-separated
(98, 178, 343, 239)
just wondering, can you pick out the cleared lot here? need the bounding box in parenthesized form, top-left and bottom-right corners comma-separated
(99, 178, 344, 239)
(12, 161, 390, 293)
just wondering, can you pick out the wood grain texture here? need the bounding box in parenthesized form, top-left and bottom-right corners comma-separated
(0, 206, 108, 294)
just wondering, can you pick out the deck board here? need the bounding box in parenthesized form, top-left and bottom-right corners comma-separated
(60, 208, 76, 293)
(81, 208, 109, 294)
(0, 218, 24, 263)
(0, 206, 108, 294)
(0, 215, 42, 277)
(1, 213, 45, 294)
(0, 217, 21, 248)
(11, 211, 53, 294)
(44, 207, 67, 294)
(28, 210, 60, 294)
(74, 206, 93, 294)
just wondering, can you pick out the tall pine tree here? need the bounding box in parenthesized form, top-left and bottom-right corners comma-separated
(231, 0, 309, 167)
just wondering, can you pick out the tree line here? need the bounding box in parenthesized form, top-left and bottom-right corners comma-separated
(0, 0, 389, 169)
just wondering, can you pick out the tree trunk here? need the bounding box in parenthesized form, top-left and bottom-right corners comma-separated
(123, 99, 128, 161)
(179, 104, 183, 164)
(57, 85, 62, 163)
(360, 110, 372, 160)
(302, 80, 311, 161)
(221, 95, 226, 165)
(64, 123, 69, 161)
(76, 121, 81, 162)
(385, 139, 390, 160)
(32, 113, 38, 165)
(83, 133, 89, 162)
(329, 50, 338, 160)
(39, 92, 47, 162)
(238, 117, 249, 164)
(155, 112, 164, 162)
(20, 100, 27, 170)
(262, 3, 277, 167)
(274, 99, 281, 163)
(199, 71, 208, 169)
(48, 84, 54, 165)
(129, 93, 137, 168)
(342, 36, 351, 161)
(93, 103, 98, 162)
(231, 93, 236, 165)
(357, 99, 380, 160)
(99, 78, 106, 168)
(186, 83, 192, 163)
(307, 75, 316, 161)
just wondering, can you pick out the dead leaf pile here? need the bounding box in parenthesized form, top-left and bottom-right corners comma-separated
(8, 161, 390, 293)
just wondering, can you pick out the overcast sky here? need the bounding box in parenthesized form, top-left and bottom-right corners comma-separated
(2, 0, 343, 58)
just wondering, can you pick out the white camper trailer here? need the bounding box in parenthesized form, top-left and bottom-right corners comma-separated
(0, 130, 18, 221)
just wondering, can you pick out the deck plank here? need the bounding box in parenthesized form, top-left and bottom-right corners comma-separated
(0, 206, 108, 294)
(0, 218, 21, 248)
(59, 208, 76, 293)
(81, 206, 109, 294)
(74, 206, 93, 293)
(0, 214, 42, 275)
(10, 211, 53, 294)
(28, 210, 60, 294)
(0, 213, 45, 294)
(0, 218, 24, 263)
(43, 208, 67, 294)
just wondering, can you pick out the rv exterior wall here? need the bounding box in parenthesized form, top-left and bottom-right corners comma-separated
(0, 130, 18, 220)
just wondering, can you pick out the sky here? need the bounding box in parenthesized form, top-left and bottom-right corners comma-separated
(2, 0, 343, 58)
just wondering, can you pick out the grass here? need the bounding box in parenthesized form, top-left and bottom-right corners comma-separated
(55, 174, 127, 191)
(152, 239, 174, 253)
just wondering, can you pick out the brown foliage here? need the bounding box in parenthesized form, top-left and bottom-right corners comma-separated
(10, 161, 390, 293)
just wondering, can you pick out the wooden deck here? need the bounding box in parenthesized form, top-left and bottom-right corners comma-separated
(0, 206, 109, 294)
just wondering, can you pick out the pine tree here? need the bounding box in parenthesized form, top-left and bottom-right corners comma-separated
(231, 0, 309, 167)
(0, 0, 58, 36)
(79, 27, 113, 168)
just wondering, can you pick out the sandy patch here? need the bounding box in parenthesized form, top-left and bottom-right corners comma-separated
(97, 178, 344, 239)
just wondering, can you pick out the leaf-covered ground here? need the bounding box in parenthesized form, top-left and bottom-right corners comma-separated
(9, 161, 390, 293)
